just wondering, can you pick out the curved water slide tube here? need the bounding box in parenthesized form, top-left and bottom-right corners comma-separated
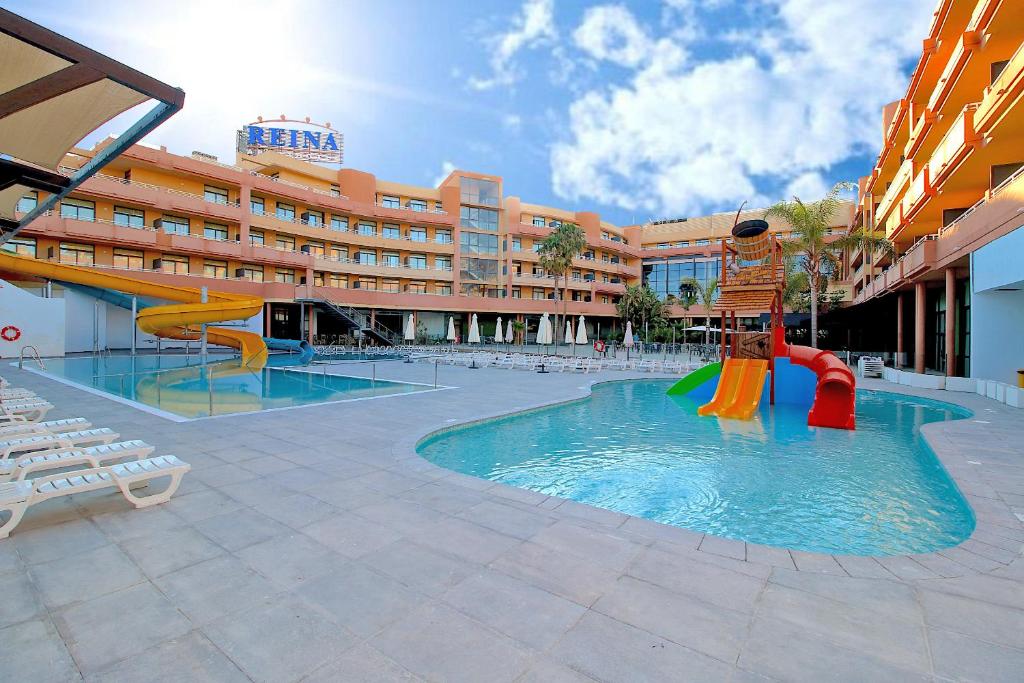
(697, 358, 768, 420)
(0, 251, 268, 368)
(774, 331, 856, 430)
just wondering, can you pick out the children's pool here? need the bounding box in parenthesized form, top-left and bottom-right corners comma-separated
(30, 354, 432, 419)
(417, 380, 975, 556)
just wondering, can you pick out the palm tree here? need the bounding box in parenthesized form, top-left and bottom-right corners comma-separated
(616, 285, 665, 340)
(511, 320, 525, 345)
(766, 182, 892, 347)
(682, 277, 718, 345)
(538, 222, 587, 341)
(677, 281, 697, 333)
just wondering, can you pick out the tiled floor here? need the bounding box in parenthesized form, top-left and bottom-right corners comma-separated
(1, 359, 1022, 682)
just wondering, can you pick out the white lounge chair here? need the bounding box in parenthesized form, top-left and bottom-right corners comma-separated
(0, 389, 37, 400)
(858, 356, 884, 378)
(0, 440, 154, 482)
(0, 418, 92, 440)
(0, 456, 191, 538)
(0, 401, 54, 423)
(0, 428, 119, 459)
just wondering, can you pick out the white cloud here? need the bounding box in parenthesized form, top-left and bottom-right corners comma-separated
(468, 0, 557, 91)
(573, 5, 651, 68)
(549, 0, 930, 217)
(502, 114, 523, 132)
(783, 172, 831, 202)
(432, 161, 457, 187)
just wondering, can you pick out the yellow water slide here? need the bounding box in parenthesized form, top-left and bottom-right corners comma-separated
(0, 251, 268, 367)
(697, 358, 768, 420)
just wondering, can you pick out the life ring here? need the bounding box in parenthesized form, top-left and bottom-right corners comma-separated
(1, 325, 21, 342)
(593, 340, 606, 353)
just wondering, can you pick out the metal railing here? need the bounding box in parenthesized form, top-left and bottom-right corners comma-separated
(18, 346, 45, 370)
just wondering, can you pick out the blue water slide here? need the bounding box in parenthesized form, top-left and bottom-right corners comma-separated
(262, 337, 315, 362)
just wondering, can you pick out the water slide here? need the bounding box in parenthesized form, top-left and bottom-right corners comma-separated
(776, 338, 856, 430)
(0, 251, 268, 367)
(697, 358, 768, 420)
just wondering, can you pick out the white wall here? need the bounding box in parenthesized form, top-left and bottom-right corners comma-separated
(0, 279, 65, 358)
(971, 226, 1024, 384)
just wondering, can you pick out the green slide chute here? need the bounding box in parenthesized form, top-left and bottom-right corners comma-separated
(666, 362, 721, 395)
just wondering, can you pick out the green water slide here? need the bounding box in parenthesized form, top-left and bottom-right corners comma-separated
(666, 362, 721, 395)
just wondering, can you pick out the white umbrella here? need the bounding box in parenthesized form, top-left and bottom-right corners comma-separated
(564, 319, 573, 344)
(505, 319, 514, 344)
(494, 316, 504, 343)
(404, 313, 415, 342)
(446, 316, 457, 342)
(575, 315, 588, 344)
(538, 314, 550, 345)
(623, 321, 635, 347)
(468, 313, 481, 343)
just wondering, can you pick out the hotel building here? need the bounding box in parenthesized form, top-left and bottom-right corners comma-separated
(843, 0, 1024, 385)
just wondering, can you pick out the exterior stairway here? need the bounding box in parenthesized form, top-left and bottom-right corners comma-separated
(297, 298, 398, 346)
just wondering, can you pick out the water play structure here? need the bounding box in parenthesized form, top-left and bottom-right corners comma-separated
(669, 214, 856, 430)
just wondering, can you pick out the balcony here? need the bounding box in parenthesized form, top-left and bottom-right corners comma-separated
(966, 0, 999, 32)
(933, 164, 1024, 267)
(70, 172, 243, 223)
(876, 157, 914, 224)
(926, 31, 980, 115)
(882, 204, 903, 239)
(900, 167, 933, 224)
(901, 236, 937, 277)
(314, 255, 455, 280)
(904, 108, 937, 160)
(974, 41, 1024, 136)
(927, 105, 979, 188)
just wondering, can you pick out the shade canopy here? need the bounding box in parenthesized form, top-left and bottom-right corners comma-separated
(0, 9, 184, 240)
(446, 316, 457, 341)
(564, 319, 573, 344)
(623, 321, 634, 347)
(505, 319, 513, 344)
(537, 314, 551, 345)
(468, 314, 481, 343)
(575, 316, 588, 344)
(494, 316, 504, 343)
(404, 314, 415, 341)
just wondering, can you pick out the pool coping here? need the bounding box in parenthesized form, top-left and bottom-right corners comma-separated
(396, 375, 1024, 579)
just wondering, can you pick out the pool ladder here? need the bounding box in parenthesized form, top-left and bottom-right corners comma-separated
(18, 345, 45, 370)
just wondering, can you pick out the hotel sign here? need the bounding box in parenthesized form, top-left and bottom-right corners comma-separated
(236, 116, 343, 164)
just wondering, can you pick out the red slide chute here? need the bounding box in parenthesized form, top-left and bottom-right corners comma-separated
(774, 331, 856, 430)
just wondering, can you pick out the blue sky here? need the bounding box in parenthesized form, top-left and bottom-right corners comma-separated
(9, 0, 933, 226)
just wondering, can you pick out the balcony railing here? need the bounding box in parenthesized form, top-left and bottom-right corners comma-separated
(374, 201, 447, 216)
(928, 104, 978, 187)
(314, 253, 452, 273)
(975, 40, 1024, 135)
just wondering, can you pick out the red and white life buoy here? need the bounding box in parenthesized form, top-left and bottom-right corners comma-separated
(0, 325, 21, 342)
(593, 340, 606, 353)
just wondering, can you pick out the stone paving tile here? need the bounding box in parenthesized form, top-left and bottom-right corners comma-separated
(456, 499, 559, 540)
(90, 506, 182, 543)
(744, 543, 795, 570)
(12, 517, 108, 565)
(918, 588, 1024, 650)
(0, 571, 44, 628)
(188, 462, 259, 489)
(350, 498, 449, 536)
(235, 531, 344, 589)
(515, 657, 597, 682)
(85, 631, 249, 683)
(302, 643, 422, 682)
(193, 507, 292, 551)
(928, 627, 1024, 682)
(217, 477, 298, 507)
(490, 541, 621, 607)
(768, 567, 921, 619)
(300, 512, 404, 559)
(372, 602, 533, 683)
(362, 540, 477, 597)
(29, 544, 145, 610)
(412, 515, 523, 565)
(202, 593, 357, 683)
(0, 618, 81, 682)
(161, 487, 245, 523)
(530, 519, 647, 572)
(627, 545, 766, 613)
(119, 527, 224, 579)
(152, 555, 279, 625)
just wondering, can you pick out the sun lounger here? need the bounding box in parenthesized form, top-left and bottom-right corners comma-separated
(0, 389, 37, 400)
(0, 428, 119, 459)
(0, 401, 53, 423)
(0, 418, 92, 440)
(0, 455, 191, 538)
(0, 440, 154, 482)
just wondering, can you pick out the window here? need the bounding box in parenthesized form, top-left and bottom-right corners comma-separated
(511, 288, 521, 299)
(330, 216, 348, 231)
(330, 184, 341, 197)
(204, 223, 228, 240)
(435, 229, 452, 244)
(532, 216, 545, 227)
(460, 231, 499, 254)
(435, 255, 452, 270)
(531, 242, 542, 253)
(408, 254, 427, 269)
(460, 206, 498, 231)
(240, 265, 264, 282)
(113, 248, 143, 269)
(59, 242, 94, 265)
(991, 162, 1024, 189)
(275, 268, 295, 284)
(357, 221, 376, 236)
(512, 237, 522, 251)
(204, 186, 229, 204)
(382, 252, 400, 267)
(533, 289, 547, 300)
(203, 260, 227, 278)
(250, 197, 265, 215)
(409, 227, 427, 242)
(160, 254, 189, 275)
(358, 250, 377, 265)
(408, 199, 427, 212)
(435, 283, 452, 296)
(602, 254, 610, 262)
(991, 59, 1009, 85)
(357, 277, 376, 290)
(548, 219, 562, 228)
(16, 191, 38, 213)
(313, 272, 325, 287)
(304, 210, 323, 226)
(330, 246, 348, 261)
(276, 203, 295, 221)
(113, 206, 145, 227)
(160, 215, 189, 235)
(407, 281, 427, 294)
(381, 195, 401, 208)
(276, 235, 295, 251)
(459, 257, 499, 283)
(381, 279, 400, 293)
(304, 241, 325, 257)
(2, 236, 35, 257)
(583, 251, 594, 260)
(695, 239, 710, 246)
(602, 296, 609, 304)
(459, 177, 499, 206)
(382, 224, 400, 240)
(249, 230, 264, 246)
(329, 273, 348, 288)
(60, 198, 95, 221)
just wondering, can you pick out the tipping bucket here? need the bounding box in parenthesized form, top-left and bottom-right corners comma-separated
(731, 219, 771, 262)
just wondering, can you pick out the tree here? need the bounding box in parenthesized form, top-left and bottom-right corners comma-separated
(616, 285, 665, 340)
(511, 320, 525, 345)
(538, 222, 587, 343)
(677, 281, 698, 332)
(682, 277, 718, 345)
(765, 181, 891, 348)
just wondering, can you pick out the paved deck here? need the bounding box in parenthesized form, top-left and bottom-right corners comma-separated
(1, 359, 1022, 682)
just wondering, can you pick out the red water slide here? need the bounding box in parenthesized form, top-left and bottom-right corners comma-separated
(774, 331, 856, 430)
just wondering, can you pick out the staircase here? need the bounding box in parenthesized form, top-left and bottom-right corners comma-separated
(298, 298, 398, 346)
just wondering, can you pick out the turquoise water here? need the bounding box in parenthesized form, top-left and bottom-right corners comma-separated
(36, 355, 428, 419)
(418, 381, 975, 556)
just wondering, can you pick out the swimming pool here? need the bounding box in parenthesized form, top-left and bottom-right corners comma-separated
(417, 380, 975, 556)
(31, 355, 432, 419)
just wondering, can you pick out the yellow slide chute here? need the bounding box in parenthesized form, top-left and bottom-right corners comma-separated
(697, 358, 768, 420)
(0, 251, 267, 368)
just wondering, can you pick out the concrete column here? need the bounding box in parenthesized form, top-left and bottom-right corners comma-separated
(238, 185, 251, 244)
(914, 281, 926, 374)
(308, 304, 315, 345)
(945, 268, 956, 376)
(896, 293, 904, 367)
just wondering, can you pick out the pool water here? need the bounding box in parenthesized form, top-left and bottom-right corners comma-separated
(417, 380, 975, 556)
(35, 355, 429, 419)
